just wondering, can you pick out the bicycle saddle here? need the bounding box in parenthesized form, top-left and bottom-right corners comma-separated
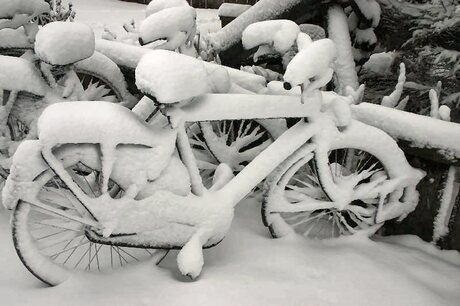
(0, 0, 49, 19)
(138, 6, 196, 51)
(136, 50, 209, 104)
(34, 21, 95, 66)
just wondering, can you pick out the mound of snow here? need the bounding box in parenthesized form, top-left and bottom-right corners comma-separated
(209, 0, 306, 52)
(34, 22, 95, 65)
(362, 52, 395, 76)
(0, 27, 31, 48)
(0, 55, 47, 95)
(284, 39, 336, 87)
(354, 0, 381, 27)
(139, 6, 196, 50)
(354, 28, 377, 50)
(136, 50, 209, 103)
(242, 20, 299, 54)
(145, 0, 190, 17)
(218, 3, 251, 18)
(0, 0, 49, 19)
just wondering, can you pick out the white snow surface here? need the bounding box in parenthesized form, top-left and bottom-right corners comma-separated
(38, 101, 176, 150)
(2, 2, 460, 305)
(354, 27, 377, 46)
(34, 22, 95, 65)
(354, 0, 381, 27)
(328, 6, 359, 92)
(0, 55, 47, 96)
(218, 3, 251, 18)
(0, 0, 49, 19)
(139, 6, 196, 49)
(433, 167, 457, 242)
(362, 51, 396, 76)
(72, 0, 220, 38)
(94, 39, 266, 93)
(145, 0, 190, 17)
(283, 39, 336, 88)
(242, 20, 300, 54)
(352, 103, 460, 160)
(209, 0, 304, 52)
(1, 200, 460, 305)
(135, 50, 209, 103)
(0, 27, 31, 48)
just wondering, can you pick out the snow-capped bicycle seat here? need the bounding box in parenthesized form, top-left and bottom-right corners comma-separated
(136, 50, 209, 104)
(0, 0, 49, 20)
(138, 6, 196, 50)
(34, 21, 95, 66)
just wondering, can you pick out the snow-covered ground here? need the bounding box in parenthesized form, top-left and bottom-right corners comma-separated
(1, 196, 460, 306)
(72, 0, 221, 38)
(0, 1, 459, 305)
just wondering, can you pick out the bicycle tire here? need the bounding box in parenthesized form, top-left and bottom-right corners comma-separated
(262, 120, 421, 239)
(12, 161, 168, 286)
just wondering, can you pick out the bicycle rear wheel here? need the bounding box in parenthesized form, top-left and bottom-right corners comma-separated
(12, 163, 167, 286)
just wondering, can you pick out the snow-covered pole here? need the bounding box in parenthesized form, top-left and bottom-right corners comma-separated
(327, 5, 359, 94)
(176, 124, 205, 196)
(208, 0, 309, 53)
(430, 83, 457, 244)
(381, 63, 408, 109)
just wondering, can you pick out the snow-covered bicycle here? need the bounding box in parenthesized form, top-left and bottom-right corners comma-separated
(0, 20, 137, 193)
(2, 48, 424, 286)
(0, 1, 134, 104)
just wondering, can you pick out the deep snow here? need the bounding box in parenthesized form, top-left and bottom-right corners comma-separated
(72, 0, 220, 38)
(0, 0, 459, 305)
(0, 197, 460, 306)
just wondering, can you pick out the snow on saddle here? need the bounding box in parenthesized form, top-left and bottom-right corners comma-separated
(135, 50, 212, 104)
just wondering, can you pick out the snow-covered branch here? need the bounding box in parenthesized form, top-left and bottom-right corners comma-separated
(381, 63, 408, 109)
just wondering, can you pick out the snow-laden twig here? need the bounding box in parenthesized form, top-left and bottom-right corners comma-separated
(381, 63, 406, 108)
(429, 89, 440, 119)
(429, 82, 451, 121)
(429, 83, 456, 243)
(344, 84, 365, 105)
(433, 166, 457, 243)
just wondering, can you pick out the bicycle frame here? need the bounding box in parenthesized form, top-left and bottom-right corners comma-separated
(174, 92, 330, 204)
(5, 90, 426, 282)
(14, 91, 331, 234)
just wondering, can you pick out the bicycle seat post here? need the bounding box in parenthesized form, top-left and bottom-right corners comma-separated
(168, 105, 205, 197)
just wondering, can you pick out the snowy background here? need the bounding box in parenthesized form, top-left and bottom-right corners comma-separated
(0, 1, 459, 305)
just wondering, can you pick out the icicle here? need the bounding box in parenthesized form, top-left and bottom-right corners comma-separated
(395, 96, 409, 110)
(344, 84, 365, 104)
(432, 92, 456, 243)
(439, 105, 451, 121)
(381, 63, 406, 108)
(429, 89, 440, 119)
(433, 167, 457, 243)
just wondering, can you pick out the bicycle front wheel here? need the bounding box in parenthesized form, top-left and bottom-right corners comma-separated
(262, 120, 420, 239)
